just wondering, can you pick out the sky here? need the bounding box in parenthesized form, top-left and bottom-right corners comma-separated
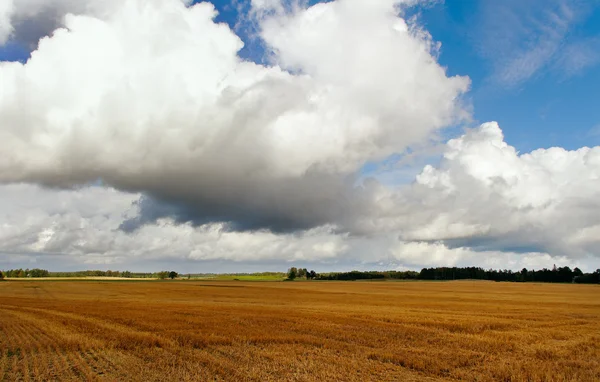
(0, 0, 599, 273)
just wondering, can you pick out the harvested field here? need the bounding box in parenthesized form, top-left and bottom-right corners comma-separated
(4, 277, 157, 281)
(0, 280, 599, 381)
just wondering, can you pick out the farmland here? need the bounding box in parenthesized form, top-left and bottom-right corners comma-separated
(0, 280, 599, 381)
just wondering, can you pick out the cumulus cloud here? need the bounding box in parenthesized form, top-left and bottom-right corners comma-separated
(0, 0, 469, 232)
(381, 122, 600, 260)
(0, 0, 15, 45)
(0, 0, 199, 46)
(0, 0, 119, 46)
(1, 0, 599, 272)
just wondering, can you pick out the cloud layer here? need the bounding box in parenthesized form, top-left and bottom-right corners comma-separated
(1, 123, 598, 271)
(1, 0, 599, 271)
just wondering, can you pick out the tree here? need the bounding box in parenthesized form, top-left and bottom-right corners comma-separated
(287, 267, 297, 280)
(169, 271, 178, 280)
(520, 268, 528, 282)
(557, 266, 573, 283)
(157, 271, 169, 280)
(0, 271, 4, 280)
(27, 268, 49, 278)
(308, 270, 317, 280)
(297, 268, 306, 279)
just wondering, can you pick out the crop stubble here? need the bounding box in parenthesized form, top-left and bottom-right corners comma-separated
(0, 280, 598, 381)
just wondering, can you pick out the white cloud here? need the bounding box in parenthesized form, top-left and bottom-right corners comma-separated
(380, 122, 600, 261)
(0, 0, 198, 46)
(0, 0, 469, 232)
(388, 240, 575, 271)
(0, 0, 118, 47)
(0, 0, 15, 45)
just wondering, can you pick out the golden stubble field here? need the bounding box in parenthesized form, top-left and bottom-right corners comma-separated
(0, 280, 598, 381)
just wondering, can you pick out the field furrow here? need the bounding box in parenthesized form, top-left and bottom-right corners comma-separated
(81, 349, 118, 378)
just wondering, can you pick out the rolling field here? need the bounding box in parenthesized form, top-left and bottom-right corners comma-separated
(0, 280, 599, 381)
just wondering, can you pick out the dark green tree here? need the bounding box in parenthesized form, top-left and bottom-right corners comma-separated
(287, 267, 297, 280)
(169, 271, 178, 280)
(520, 268, 528, 282)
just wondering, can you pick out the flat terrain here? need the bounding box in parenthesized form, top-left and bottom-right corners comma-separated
(5, 277, 157, 281)
(0, 280, 598, 381)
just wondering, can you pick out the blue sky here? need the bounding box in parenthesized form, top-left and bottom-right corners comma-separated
(2, 0, 598, 154)
(413, 0, 600, 152)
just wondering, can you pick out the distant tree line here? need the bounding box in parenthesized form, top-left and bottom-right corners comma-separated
(49, 270, 136, 278)
(316, 270, 419, 281)
(2, 266, 598, 284)
(286, 267, 318, 280)
(287, 265, 599, 283)
(287, 268, 419, 281)
(418, 265, 600, 284)
(0, 269, 180, 279)
(2, 268, 50, 278)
